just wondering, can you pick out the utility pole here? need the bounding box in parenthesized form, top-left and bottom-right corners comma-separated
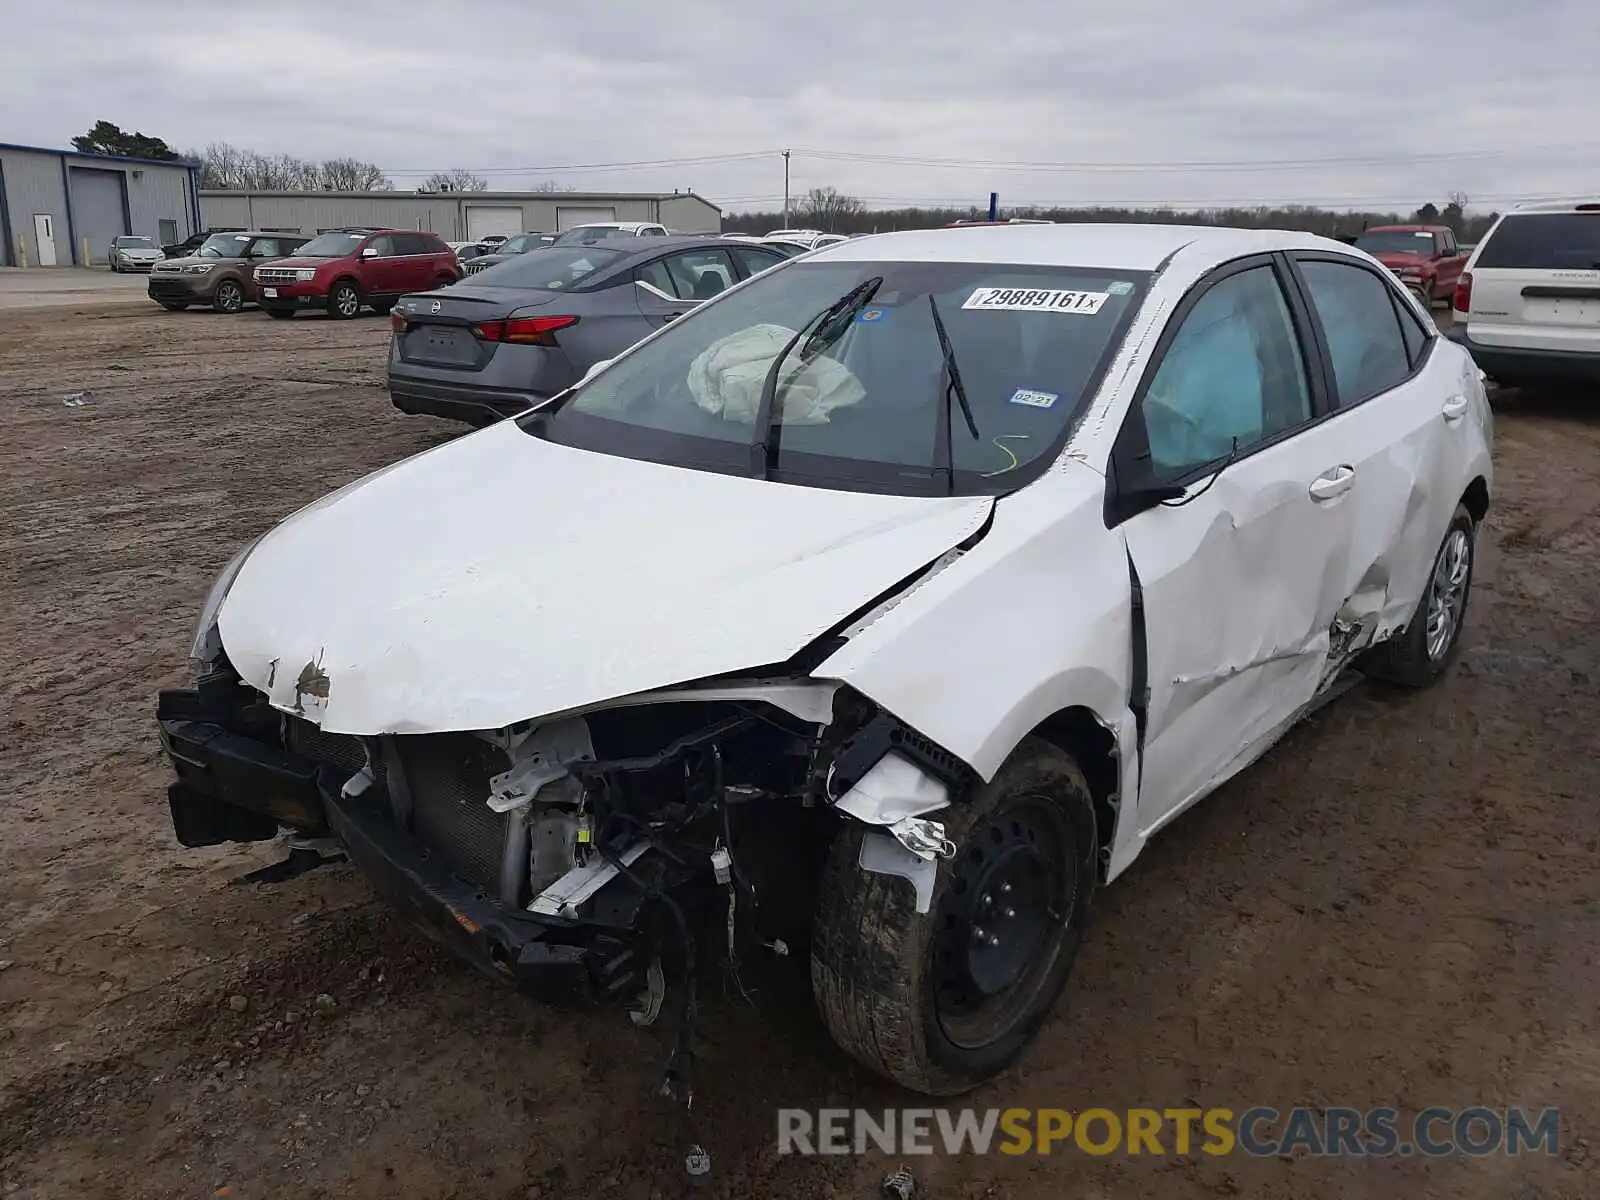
(782, 149, 791, 226)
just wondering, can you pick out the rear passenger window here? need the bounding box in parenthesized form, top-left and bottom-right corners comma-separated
(635, 258, 679, 297)
(395, 233, 433, 255)
(1297, 260, 1411, 406)
(1139, 265, 1313, 477)
(1392, 292, 1431, 368)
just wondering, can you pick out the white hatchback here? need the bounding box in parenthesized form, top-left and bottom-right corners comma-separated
(161, 223, 1492, 1098)
(1449, 199, 1600, 388)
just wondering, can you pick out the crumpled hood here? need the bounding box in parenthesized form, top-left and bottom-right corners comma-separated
(219, 422, 992, 734)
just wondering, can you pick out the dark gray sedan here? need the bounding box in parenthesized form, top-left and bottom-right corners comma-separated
(388, 236, 788, 425)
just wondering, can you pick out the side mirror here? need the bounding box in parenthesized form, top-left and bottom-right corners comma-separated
(581, 358, 613, 383)
(361, 247, 379, 258)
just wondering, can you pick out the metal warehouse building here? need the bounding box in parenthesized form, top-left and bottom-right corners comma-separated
(0, 142, 203, 267)
(198, 190, 721, 241)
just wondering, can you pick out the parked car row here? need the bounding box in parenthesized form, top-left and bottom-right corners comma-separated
(147, 227, 462, 317)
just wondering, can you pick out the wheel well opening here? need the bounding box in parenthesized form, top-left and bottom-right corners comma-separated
(1462, 476, 1489, 524)
(1029, 707, 1118, 880)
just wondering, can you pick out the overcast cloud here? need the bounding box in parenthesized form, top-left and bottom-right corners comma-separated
(3, 0, 1597, 213)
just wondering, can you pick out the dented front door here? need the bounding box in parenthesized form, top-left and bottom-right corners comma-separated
(1125, 432, 1358, 833)
(1113, 256, 1358, 834)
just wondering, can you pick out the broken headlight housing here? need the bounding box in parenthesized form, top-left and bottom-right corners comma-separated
(188, 536, 262, 676)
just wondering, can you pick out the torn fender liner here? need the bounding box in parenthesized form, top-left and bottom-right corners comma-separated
(217, 421, 992, 734)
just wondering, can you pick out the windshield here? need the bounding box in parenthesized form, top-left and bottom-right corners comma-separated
(466, 246, 624, 288)
(526, 259, 1147, 496)
(1353, 230, 1437, 256)
(197, 233, 252, 259)
(497, 233, 543, 255)
(295, 232, 366, 257)
(114, 236, 155, 248)
(554, 225, 629, 246)
(1475, 213, 1600, 270)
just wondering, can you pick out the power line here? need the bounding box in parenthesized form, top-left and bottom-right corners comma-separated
(791, 143, 1600, 174)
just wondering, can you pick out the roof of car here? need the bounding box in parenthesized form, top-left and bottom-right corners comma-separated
(569, 221, 659, 231)
(579, 235, 739, 254)
(808, 223, 1351, 270)
(1361, 224, 1446, 233)
(1507, 198, 1600, 214)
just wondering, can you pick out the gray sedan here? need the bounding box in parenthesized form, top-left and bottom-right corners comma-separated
(388, 236, 788, 425)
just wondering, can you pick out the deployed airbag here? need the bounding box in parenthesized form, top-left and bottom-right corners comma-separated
(687, 324, 865, 425)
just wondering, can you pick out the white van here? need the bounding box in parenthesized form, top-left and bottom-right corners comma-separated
(1449, 200, 1600, 388)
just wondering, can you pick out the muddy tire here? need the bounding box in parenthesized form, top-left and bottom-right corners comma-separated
(327, 280, 362, 319)
(1362, 503, 1475, 688)
(212, 279, 246, 314)
(811, 736, 1097, 1095)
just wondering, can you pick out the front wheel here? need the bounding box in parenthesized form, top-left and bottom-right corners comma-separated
(327, 280, 362, 319)
(1362, 503, 1475, 687)
(212, 279, 245, 314)
(811, 737, 1097, 1095)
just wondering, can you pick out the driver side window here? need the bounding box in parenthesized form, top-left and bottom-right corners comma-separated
(1139, 265, 1312, 477)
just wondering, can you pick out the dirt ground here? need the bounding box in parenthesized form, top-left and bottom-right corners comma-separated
(1, 295, 1597, 1200)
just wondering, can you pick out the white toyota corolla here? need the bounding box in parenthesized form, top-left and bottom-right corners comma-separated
(159, 223, 1492, 1098)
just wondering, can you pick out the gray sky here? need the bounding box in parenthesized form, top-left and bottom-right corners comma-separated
(4, 0, 1597, 213)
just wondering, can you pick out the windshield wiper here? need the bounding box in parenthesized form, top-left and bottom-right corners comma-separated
(748, 276, 882, 479)
(927, 295, 979, 494)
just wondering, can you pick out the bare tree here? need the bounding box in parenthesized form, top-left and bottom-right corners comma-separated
(317, 157, 391, 191)
(1447, 190, 1470, 212)
(423, 169, 488, 192)
(191, 142, 389, 191)
(794, 186, 865, 230)
(527, 179, 577, 193)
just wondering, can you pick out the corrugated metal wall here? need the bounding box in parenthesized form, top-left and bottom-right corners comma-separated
(660, 195, 720, 233)
(0, 149, 70, 265)
(0, 147, 194, 265)
(127, 165, 196, 245)
(199, 192, 722, 239)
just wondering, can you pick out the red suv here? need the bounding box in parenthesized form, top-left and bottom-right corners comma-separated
(254, 228, 462, 319)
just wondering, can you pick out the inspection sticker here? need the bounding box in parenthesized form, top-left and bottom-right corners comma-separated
(963, 287, 1109, 315)
(1008, 388, 1059, 409)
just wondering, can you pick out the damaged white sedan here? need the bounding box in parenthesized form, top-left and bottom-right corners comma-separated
(159, 223, 1491, 1101)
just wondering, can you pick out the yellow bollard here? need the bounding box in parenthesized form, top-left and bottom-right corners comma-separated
(83, 236, 91, 267)
(17, 236, 27, 269)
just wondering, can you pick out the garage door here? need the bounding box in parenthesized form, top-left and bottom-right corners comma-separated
(465, 206, 524, 242)
(556, 206, 618, 231)
(68, 167, 128, 264)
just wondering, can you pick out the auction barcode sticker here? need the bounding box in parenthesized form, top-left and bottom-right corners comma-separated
(963, 287, 1109, 315)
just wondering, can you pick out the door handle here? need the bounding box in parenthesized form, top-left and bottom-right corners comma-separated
(662, 311, 680, 322)
(1307, 465, 1356, 502)
(1442, 395, 1469, 422)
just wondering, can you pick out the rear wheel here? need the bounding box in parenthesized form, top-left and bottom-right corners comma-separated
(811, 737, 1097, 1095)
(1362, 503, 1475, 687)
(327, 280, 362, 319)
(212, 279, 245, 314)
(265, 308, 295, 320)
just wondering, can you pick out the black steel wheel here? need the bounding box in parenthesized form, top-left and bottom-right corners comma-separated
(812, 736, 1097, 1095)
